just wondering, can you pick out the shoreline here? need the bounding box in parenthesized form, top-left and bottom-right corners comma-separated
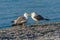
(0, 22, 60, 40)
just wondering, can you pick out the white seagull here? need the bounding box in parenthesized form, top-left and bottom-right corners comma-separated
(31, 12, 49, 24)
(11, 12, 30, 27)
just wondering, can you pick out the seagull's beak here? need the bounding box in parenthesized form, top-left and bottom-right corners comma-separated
(28, 14, 31, 16)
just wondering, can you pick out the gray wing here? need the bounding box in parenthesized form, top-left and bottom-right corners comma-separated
(16, 16, 27, 24)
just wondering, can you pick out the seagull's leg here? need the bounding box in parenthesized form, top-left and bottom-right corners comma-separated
(22, 23, 25, 29)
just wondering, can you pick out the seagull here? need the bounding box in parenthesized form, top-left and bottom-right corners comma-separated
(11, 12, 30, 28)
(31, 12, 49, 24)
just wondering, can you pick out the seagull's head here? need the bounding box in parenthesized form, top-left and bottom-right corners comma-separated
(24, 12, 30, 17)
(31, 12, 36, 16)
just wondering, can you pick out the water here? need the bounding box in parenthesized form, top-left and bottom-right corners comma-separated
(0, 0, 60, 29)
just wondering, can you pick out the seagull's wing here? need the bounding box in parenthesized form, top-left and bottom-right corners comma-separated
(34, 15, 44, 20)
(16, 16, 27, 24)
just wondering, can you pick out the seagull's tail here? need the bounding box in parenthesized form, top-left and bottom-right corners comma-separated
(11, 20, 14, 23)
(45, 18, 50, 21)
(12, 23, 23, 26)
(12, 24, 17, 26)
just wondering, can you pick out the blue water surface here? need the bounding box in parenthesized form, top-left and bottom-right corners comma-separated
(0, 0, 60, 29)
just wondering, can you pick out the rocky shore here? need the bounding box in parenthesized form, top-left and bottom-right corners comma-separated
(0, 22, 60, 40)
